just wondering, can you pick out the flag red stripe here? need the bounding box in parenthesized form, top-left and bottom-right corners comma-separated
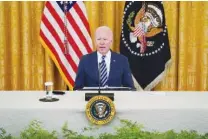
(47, 2, 83, 59)
(42, 14, 78, 72)
(40, 30, 75, 86)
(42, 14, 65, 51)
(67, 12, 92, 53)
(74, 3, 91, 35)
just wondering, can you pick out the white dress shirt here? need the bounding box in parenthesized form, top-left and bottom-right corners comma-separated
(97, 51, 111, 78)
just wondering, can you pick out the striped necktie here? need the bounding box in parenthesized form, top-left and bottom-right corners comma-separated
(99, 55, 108, 87)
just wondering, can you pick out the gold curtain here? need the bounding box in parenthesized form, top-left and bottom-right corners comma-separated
(0, 1, 208, 91)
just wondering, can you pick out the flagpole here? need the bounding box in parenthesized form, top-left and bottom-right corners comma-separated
(63, 1, 69, 55)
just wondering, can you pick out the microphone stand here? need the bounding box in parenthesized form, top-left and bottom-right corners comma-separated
(85, 61, 114, 101)
(98, 63, 101, 95)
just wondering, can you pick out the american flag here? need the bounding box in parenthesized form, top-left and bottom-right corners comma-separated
(40, 1, 93, 90)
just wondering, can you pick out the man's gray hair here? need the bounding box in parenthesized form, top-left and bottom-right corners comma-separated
(95, 26, 113, 40)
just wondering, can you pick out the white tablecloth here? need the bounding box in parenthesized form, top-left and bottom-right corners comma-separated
(0, 91, 208, 137)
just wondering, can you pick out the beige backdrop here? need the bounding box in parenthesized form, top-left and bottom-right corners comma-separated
(0, 1, 207, 91)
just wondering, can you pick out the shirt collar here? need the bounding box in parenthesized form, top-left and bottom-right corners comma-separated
(97, 50, 111, 62)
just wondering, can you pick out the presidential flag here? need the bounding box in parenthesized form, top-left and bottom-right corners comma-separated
(40, 1, 93, 90)
(120, 1, 171, 90)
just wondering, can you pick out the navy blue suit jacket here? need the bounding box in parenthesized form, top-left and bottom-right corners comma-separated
(74, 51, 134, 90)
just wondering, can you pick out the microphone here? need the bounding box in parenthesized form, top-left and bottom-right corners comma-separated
(84, 57, 114, 101)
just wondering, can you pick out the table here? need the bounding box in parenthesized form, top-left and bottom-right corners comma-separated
(0, 91, 208, 137)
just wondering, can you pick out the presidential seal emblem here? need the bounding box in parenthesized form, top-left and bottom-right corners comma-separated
(121, 1, 168, 56)
(86, 95, 115, 125)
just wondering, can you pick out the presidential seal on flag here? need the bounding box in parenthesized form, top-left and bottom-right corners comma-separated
(120, 1, 171, 90)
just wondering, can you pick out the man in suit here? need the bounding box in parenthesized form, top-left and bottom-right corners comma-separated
(74, 26, 135, 90)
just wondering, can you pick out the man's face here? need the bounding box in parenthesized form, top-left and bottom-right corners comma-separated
(95, 28, 112, 55)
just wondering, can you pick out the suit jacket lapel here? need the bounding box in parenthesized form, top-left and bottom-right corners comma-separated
(92, 52, 99, 83)
(108, 52, 116, 83)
